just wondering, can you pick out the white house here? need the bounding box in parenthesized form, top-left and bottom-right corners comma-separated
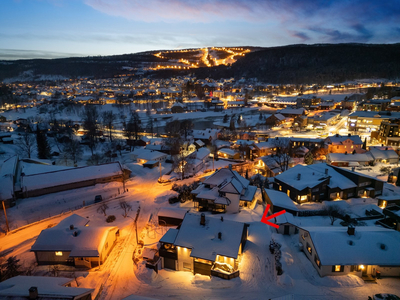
(159, 213, 248, 280)
(192, 165, 259, 213)
(0, 276, 94, 300)
(369, 146, 399, 164)
(299, 226, 400, 278)
(185, 147, 210, 175)
(31, 214, 119, 268)
(130, 148, 168, 165)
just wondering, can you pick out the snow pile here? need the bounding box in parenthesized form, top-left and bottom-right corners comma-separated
(154, 190, 179, 204)
(323, 274, 364, 287)
(191, 274, 239, 289)
(134, 261, 157, 284)
(277, 273, 294, 287)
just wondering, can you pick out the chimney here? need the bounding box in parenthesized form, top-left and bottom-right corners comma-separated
(29, 287, 38, 300)
(73, 231, 78, 237)
(325, 168, 328, 175)
(221, 216, 224, 222)
(70, 224, 74, 230)
(348, 133, 351, 137)
(297, 173, 301, 180)
(347, 225, 355, 236)
(335, 133, 339, 137)
(229, 164, 232, 171)
(200, 213, 206, 226)
(218, 232, 222, 240)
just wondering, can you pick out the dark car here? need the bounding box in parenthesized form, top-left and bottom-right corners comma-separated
(94, 195, 103, 203)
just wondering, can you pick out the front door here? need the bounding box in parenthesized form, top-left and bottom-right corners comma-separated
(284, 225, 290, 235)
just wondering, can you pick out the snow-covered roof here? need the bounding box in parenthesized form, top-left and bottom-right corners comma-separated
(172, 213, 245, 261)
(264, 189, 299, 211)
(217, 148, 237, 156)
(194, 147, 210, 160)
(274, 164, 329, 191)
(31, 214, 118, 257)
(274, 211, 297, 225)
(158, 207, 188, 220)
(159, 228, 179, 244)
(325, 135, 363, 145)
(194, 139, 205, 147)
(307, 163, 357, 190)
(131, 148, 167, 161)
(0, 276, 94, 298)
(328, 152, 373, 163)
(369, 147, 399, 160)
(22, 162, 123, 192)
(301, 226, 400, 266)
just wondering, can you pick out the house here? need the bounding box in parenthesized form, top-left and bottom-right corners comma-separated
(131, 148, 168, 165)
(0, 276, 94, 300)
(159, 213, 248, 280)
(292, 115, 308, 130)
(171, 102, 185, 113)
(273, 163, 368, 203)
(325, 134, 363, 154)
(377, 195, 400, 209)
(369, 146, 399, 164)
(192, 165, 259, 213)
(158, 207, 188, 226)
(190, 128, 220, 145)
(217, 148, 240, 160)
(298, 226, 400, 278)
(277, 108, 306, 118)
(185, 147, 210, 174)
(273, 212, 298, 235)
(265, 113, 286, 127)
(264, 189, 299, 216)
(253, 156, 283, 177)
(20, 162, 130, 198)
(31, 214, 119, 268)
(327, 152, 374, 167)
(382, 206, 400, 232)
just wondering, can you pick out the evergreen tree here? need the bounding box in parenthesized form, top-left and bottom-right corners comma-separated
(223, 114, 229, 123)
(304, 151, 314, 165)
(36, 124, 51, 159)
(1, 256, 22, 281)
(362, 137, 367, 150)
(259, 112, 263, 120)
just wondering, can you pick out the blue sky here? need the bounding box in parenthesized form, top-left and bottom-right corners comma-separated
(1, 0, 400, 60)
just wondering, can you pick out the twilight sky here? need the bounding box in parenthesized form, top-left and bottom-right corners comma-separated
(1, 0, 400, 60)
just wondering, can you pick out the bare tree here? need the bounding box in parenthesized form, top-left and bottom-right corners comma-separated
(82, 105, 99, 156)
(97, 203, 109, 216)
(323, 205, 346, 225)
(124, 112, 141, 151)
(119, 200, 132, 218)
(16, 131, 36, 158)
(271, 138, 291, 172)
(101, 111, 116, 141)
(63, 139, 83, 166)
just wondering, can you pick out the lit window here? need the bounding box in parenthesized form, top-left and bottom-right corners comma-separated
(306, 243, 312, 255)
(300, 195, 308, 202)
(334, 265, 342, 272)
(279, 186, 282, 191)
(55, 251, 63, 256)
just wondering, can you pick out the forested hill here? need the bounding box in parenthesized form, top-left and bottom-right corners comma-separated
(1, 43, 400, 84)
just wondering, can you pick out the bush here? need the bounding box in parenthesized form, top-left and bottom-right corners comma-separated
(106, 215, 116, 223)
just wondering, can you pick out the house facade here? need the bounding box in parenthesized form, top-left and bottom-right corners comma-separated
(192, 166, 258, 213)
(31, 214, 119, 268)
(299, 226, 400, 278)
(159, 213, 248, 280)
(325, 134, 363, 154)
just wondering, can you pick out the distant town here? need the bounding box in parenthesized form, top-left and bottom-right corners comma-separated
(1, 50, 400, 300)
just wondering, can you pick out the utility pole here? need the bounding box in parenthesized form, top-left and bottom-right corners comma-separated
(2, 201, 10, 233)
(134, 206, 141, 245)
(159, 161, 162, 180)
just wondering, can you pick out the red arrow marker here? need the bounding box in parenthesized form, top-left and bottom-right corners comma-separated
(261, 204, 286, 229)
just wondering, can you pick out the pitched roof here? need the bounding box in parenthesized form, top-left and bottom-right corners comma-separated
(301, 226, 400, 266)
(171, 213, 245, 261)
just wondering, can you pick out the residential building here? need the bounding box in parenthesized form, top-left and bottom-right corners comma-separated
(299, 226, 400, 278)
(0, 276, 94, 300)
(376, 119, 400, 145)
(325, 134, 363, 154)
(369, 147, 399, 164)
(31, 214, 119, 268)
(327, 152, 374, 167)
(192, 165, 259, 213)
(159, 213, 248, 280)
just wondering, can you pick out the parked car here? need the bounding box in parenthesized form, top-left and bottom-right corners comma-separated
(94, 195, 103, 203)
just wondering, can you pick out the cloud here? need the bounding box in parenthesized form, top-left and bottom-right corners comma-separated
(289, 31, 311, 41)
(0, 49, 84, 60)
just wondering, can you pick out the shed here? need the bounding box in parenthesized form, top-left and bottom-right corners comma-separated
(158, 207, 188, 226)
